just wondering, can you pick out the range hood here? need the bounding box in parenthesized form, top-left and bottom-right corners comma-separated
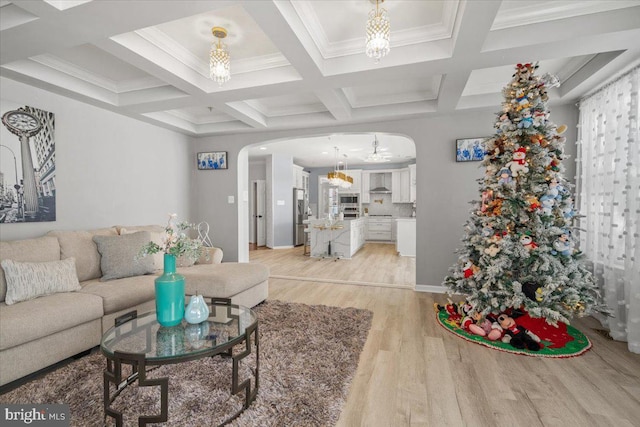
(369, 173, 391, 194)
(370, 187, 391, 194)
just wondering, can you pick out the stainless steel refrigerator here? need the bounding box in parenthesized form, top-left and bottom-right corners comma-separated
(294, 188, 307, 246)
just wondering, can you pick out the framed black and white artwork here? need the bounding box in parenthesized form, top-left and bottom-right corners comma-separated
(456, 137, 486, 162)
(0, 102, 56, 223)
(197, 151, 228, 170)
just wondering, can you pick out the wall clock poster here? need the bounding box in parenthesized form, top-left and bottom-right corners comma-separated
(0, 102, 56, 223)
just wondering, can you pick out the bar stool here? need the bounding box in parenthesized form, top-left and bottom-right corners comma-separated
(303, 227, 311, 256)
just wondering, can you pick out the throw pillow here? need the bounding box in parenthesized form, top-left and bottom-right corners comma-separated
(93, 231, 156, 281)
(120, 227, 164, 270)
(1, 258, 81, 305)
(46, 228, 118, 282)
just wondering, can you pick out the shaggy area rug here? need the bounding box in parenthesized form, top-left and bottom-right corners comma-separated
(436, 309, 591, 358)
(0, 300, 373, 426)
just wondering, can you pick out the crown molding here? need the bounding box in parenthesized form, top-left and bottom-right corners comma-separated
(135, 27, 289, 79)
(30, 54, 119, 92)
(342, 75, 442, 109)
(29, 53, 166, 94)
(244, 99, 327, 118)
(115, 76, 167, 93)
(165, 108, 235, 125)
(491, 1, 639, 31)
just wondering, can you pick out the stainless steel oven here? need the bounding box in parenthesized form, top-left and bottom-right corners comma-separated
(343, 209, 359, 218)
(339, 194, 359, 205)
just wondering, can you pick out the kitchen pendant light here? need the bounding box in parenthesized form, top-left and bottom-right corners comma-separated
(365, 135, 391, 163)
(327, 147, 353, 188)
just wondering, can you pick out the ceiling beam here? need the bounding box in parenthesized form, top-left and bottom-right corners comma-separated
(314, 89, 352, 121)
(242, 0, 324, 81)
(561, 49, 640, 101)
(437, 0, 500, 112)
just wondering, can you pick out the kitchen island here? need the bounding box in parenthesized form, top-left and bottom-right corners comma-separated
(309, 218, 366, 259)
(396, 217, 416, 256)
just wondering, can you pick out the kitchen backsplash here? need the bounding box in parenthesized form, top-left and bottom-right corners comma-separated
(362, 193, 414, 217)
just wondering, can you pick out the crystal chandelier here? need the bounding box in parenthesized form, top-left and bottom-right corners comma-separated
(365, 135, 391, 162)
(327, 147, 353, 189)
(366, 0, 390, 63)
(210, 27, 230, 86)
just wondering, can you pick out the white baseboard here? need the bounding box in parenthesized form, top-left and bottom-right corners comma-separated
(415, 284, 448, 294)
(272, 245, 295, 250)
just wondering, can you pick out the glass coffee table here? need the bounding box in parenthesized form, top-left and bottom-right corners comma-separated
(100, 300, 258, 426)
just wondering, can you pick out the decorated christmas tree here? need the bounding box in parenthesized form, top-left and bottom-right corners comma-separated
(444, 63, 607, 326)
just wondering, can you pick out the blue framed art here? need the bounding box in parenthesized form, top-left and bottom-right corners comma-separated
(197, 151, 227, 170)
(456, 137, 486, 162)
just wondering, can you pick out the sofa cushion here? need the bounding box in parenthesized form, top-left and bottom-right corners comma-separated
(47, 228, 117, 282)
(1, 258, 81, 305)
(80, 274, 156, 315)
(93, 231, 156, 281)
(0, 236, 61, 303)
(195, 247, 223, 265)
(0, 292, 104, 350)
(118, 225, 165, 270)
(179, 263, 269, 298)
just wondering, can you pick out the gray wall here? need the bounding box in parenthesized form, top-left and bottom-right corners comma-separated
(192, 104, 579, 288)
(0, 77, 192, 241)
(249, 160, 266, 182)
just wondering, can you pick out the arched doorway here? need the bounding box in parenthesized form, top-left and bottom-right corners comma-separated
(237, 132, 416, 287)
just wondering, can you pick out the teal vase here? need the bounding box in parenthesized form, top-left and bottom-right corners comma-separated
(155, 254, 185, 327)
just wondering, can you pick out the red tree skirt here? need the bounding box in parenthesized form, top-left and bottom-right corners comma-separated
(436, 310, 592, 358)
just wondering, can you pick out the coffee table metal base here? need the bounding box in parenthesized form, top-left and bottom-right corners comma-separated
(103, 322, 259, 427)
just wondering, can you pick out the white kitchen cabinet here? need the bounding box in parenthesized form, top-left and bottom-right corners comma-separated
(366, 217, 393, 241)
(293, 164, 303, 188)
(348, 218, 366, 257)
(392, 218, 397, 242)
(392, 168, 411, 203)
(396, 218, 416, 256)
(361, 172, 370, 203)
(293, 165, 310, 193)
(408, 164, 416, 203)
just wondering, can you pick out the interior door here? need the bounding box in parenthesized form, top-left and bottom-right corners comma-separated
(256, 180, 266, 246)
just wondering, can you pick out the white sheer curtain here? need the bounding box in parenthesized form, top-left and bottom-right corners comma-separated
(577, 66, 640, 353)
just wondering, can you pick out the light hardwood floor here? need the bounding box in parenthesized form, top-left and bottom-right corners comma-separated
(250, 243, 416, 288)
(256, 248, 640, 427)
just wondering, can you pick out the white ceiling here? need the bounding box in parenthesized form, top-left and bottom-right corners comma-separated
(1, 0, 639, 166)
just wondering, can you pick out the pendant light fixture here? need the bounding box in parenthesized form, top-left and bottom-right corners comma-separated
(210, 26, 230, 86)
(365, 135, 391, 163)
(327, 147, 353, 188)
(366, 0, 390, 63)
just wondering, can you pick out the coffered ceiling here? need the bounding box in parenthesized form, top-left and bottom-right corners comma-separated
(1, 0, 639, 141)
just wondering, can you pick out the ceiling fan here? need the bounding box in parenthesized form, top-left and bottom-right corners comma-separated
(364, 135, 393, 163)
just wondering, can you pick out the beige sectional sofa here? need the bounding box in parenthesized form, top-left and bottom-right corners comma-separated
(0, 226, 269, 387)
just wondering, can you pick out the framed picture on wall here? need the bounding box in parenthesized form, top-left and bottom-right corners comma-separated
(456, 137, 487, 162)
(197, 151, 228, 170)
(0, 103, 56, 223)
